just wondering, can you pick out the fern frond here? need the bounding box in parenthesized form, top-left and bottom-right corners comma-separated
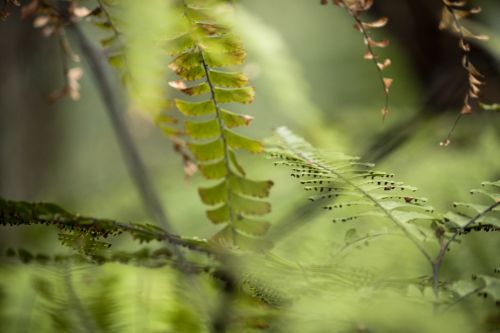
(89, 0, 129, 82)
(2, 247, 180, 268)
(438, 0, 489, 146)
(0, 198, 212, 256)
(268, 127, 435, 262)
(166, 0, 273, 250)
(322, 0, 392, 118)
(442, 180, 500, 234)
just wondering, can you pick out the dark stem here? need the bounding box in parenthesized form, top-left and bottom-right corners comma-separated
(69, 24, 187, 262)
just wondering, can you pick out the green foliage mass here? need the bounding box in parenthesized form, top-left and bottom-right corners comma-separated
(1, 0, 500, 332)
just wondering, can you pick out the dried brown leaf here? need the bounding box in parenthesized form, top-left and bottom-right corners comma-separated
(362, 17, 388, 29)
(383, 77, 393, 94)
(168, 80, 188, 90)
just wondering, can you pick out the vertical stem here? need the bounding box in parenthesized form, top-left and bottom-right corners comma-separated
(70, 24, 175, 234)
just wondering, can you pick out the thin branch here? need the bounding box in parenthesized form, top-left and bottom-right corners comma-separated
(69, 25, 173, 233)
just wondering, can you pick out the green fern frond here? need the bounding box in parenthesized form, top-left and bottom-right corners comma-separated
(166, 0, 273, 250)
(268, 127, 436, 262)
(89, 1, 129, 82)
(442, 181, 500, 234)
(0, 198, 212, 256)
(2, 247, 181, 269)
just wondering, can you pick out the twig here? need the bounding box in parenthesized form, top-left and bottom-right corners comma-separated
(69, 25, 173, 233)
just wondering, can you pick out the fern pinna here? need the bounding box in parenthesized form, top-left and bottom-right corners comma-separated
(166, 0, 273, 249)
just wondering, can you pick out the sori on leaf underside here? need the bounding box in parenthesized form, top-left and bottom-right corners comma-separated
(165, 0, 273, 250)
(267, 127, 500, 273)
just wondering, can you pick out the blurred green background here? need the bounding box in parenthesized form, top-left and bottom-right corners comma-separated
(0, 0, 499, 332)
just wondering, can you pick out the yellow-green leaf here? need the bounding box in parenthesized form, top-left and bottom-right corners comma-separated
(204, 50, 246, 68)
(207, 204, 229, 224)
(188, 138, 224, 161)
(198, 180, 227, 206)
(166, 33, 195, 55)
(234, 217, 271, 236)
(170, 64, 205, 81)
(211, 226, 273, 251)
(229, 150, 245, 176)
(170, 50, 202, 70)
(224, 129, 263, 153)
(214, 87, 255, 104)
(232, 193, 271, 216)
(200, 34, 243, 54)
(229, 174, 273, 198)
(185, 119, 221, 139)
(175, 99, 216, 116)
(209, 70, 249, 88)
(198, 159, 227, 179)
(221, 109, 253, 128)
(180, 82, 210, 96)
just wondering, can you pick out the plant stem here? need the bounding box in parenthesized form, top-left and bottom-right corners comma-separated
(69, 24, 187, 262)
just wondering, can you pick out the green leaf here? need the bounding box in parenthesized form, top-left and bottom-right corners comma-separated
(221, 109, 253, 128)
(214, 87, 255, 104)
(206, 204, 229, 224)
(233, 217, 271, 236)
(198, 159, 227, 179)
(224, 129, 263, 153)
(185, 119, 221, 140)
(229, 150, 246, 175)
(198, 181, 227, 206)
(170, 64, 205, 81)
(479, 102, 500, 111)
(108, 53, 126, 69)
(166, 33, 196, 55)
(200, 34, 243, 54)
(180, 82, 210, 96)
(186, 6, 216, 24)
(232, 193, 271, 216)
(175, 99, 216, 116)
(229, 174, 273, 198)
(187, 139, 224, 161)
(211, 226, 273, 251)
(209, 70, 249, 88)
(170, 50, 202, 70)
(204, 50, 246, 68)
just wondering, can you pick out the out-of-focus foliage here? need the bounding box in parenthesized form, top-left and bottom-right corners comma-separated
(1, 0, 499, 332)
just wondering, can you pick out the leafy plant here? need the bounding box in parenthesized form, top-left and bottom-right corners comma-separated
(0, 0, 499, 332)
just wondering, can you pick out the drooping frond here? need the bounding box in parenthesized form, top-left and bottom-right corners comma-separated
(88, 0, 129, 82)
(165, 0, 273, 250)
(322, 0, 392, 118)
(0, 198, 212, 256)
(268, 127, 435, 262)
(439, 0, 489, 146)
